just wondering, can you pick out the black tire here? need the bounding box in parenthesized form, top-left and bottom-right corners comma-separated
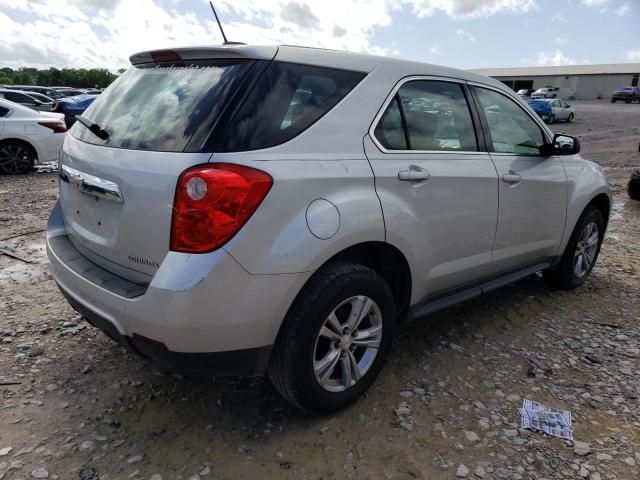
(268, 262, 396, 414)
(566, 113, 574, 123)
(611, 98, 616, 103)
(625, 98, 632, 104)
(544, 206, 605, 290)
(548, 114, 555, 124)
(0, 140, 36, 174)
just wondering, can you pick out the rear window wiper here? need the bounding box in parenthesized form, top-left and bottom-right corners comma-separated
(75, 115, 110, 140)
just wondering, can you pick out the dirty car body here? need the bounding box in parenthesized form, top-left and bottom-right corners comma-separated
(47, 45, 611, 413)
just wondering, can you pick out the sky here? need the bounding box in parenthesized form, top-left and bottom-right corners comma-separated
(0, 0, 638, 72)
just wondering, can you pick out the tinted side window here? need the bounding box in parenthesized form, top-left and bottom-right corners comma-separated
(0, 106, 9, 117)
(475, 87, 545, 156)
(217, 62, 365, 152)
(4, 92, 28, 103)
(374, 96, 407, 150)
(375, 80, 477, 152)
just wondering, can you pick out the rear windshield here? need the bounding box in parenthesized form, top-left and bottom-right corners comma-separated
(70, 59, 258, 152)
(214, 62, 365, 152)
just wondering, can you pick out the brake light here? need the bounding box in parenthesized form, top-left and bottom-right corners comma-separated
(38, 121, 67, 133)
(170, 163, 272, 253)
(151, 50, 182, 62)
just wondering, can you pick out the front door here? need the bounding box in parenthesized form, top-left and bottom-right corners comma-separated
(365, 78, 499, 302)
(472, 85, 567, 271)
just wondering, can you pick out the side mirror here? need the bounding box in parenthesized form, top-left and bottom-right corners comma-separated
(540, 134, 580, 156)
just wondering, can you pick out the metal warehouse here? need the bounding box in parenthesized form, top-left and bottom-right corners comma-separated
(470, 63, 640, 100)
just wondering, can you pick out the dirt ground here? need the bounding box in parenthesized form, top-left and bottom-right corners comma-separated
(0, 100, 639, 480)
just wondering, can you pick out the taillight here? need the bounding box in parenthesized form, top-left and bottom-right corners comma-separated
(170, 163, 272, 253)
(38, 121, 67, 133)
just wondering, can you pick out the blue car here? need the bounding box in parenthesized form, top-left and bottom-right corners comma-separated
(52, 94, 98, 127)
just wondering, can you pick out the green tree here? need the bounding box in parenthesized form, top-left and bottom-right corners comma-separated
(13, 71, 34, 85)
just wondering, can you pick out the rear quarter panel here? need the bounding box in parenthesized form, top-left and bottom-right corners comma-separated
(218, 155, 385, 275)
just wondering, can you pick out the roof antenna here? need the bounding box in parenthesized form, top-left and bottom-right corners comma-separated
(210, 2, 241, 45)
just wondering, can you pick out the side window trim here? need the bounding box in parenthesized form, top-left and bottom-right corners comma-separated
(394, 94, 412, 149)
(369, 75, 487, 155)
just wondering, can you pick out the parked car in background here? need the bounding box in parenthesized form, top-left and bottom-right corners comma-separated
(517, 88, 534, 99)
(56, 88, 91, 97)
(52, 94, 98, 127)
(5, 85, 64, 100)
(0, 99, 67, 174)
(22, 91, 56, 106)
(611, 86, 640, 103)
(528, 99, 575, 123)
(531, 87, 558, 99)
(0, 89, 53, 112)
(47, 45, 611, 413)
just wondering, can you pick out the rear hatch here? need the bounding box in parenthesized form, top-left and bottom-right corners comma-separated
(59, 47, 275, 280)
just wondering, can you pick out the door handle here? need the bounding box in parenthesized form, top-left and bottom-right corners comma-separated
(502, 173, 522, 184)
(398, 168, 431, 182)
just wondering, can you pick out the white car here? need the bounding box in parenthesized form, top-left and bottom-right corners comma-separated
(0, 99, 67, 174)
(531, 87, 558, 99)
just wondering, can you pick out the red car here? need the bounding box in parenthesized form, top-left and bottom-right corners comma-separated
(611, 86, 640, 103)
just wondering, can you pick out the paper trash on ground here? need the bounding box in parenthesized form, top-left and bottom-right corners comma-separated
(520, 399, 573, 440)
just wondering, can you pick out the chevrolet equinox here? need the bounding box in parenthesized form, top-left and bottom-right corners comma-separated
(47, 45, 611, 413)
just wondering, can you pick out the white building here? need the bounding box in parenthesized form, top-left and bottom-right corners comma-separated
(470, 63, 640, 100)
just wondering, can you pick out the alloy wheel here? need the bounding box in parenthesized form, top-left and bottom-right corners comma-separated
(573, 222, 599, 278)
(0, 143, 34, 174)
(313, 295, 383, 393)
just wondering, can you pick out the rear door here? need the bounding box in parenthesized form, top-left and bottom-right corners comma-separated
(365, 78, 499, 300)
(471, 85, 567, 271)
(58, 55, 266, 279)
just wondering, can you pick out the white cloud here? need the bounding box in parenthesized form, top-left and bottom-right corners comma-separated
(456, 29, 477, 42)
(627, 48, 640, 62)
(0, 0, 545, 71)
(550, 13, 567, 23)
(404, 0, 538, 19)
(615, 3, 631, 16)
(522, 50, 581, 67)
(581, 0, 610, 6)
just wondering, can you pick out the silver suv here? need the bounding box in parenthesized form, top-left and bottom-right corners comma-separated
(47, 45, 611, 413)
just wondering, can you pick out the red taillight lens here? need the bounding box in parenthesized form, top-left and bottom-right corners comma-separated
(38, 121, 67, 133)
(170, 163, 272, 253)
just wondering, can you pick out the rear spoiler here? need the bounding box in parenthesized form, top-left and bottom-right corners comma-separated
(129, 45, 278, 65)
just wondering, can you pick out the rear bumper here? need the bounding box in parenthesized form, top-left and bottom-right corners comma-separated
(59, 288, 271, 376)
(47, 200, 311, 376)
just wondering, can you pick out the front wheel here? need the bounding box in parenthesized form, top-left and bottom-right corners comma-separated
(547, 114, 555, 124)
(268, 263, 396, 414)
(544, 206, 604, 290)
(566, 113, 574, 123)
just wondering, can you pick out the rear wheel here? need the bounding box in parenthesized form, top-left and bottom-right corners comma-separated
(548, 114, 555, 124)
(611, 98, 616, 103)
(625, 98, 632, 104)
(268, 263, 396, 414)
(544, 206, 604, 290)
(0, 141, 36, 174)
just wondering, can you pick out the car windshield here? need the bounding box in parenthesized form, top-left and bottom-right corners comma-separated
(70, 59, 258, 152)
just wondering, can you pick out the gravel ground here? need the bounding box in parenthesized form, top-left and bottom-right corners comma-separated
(0, 100, 639, 480)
